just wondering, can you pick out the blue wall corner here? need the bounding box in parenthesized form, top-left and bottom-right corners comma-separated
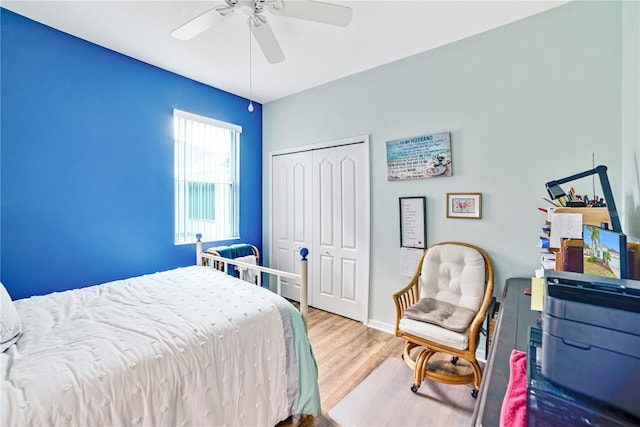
(0, 8, 263, 299)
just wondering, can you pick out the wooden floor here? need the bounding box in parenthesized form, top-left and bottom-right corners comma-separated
(278, 306, 480, 427)
(277, 306, 407, 427)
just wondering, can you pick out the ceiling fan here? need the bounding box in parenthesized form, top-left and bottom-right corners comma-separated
(171, 0, 352, 64)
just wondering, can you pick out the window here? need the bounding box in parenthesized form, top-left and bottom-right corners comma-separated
(174, 109, 241, 244)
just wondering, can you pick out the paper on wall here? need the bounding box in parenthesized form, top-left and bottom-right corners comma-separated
(549, 212, 582, 249)
(400, 247, 424, 277)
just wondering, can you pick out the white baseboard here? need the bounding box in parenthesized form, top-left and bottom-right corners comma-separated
(366, 319, 395, 334)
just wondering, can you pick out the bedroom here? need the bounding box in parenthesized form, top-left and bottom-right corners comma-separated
(1, 0, 639, 425)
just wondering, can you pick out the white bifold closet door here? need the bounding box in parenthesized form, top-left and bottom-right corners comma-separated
(271, 151, 313, 301)
(270, 137, 369, 322)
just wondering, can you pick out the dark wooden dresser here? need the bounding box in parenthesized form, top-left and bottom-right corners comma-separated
(471, 277, 541, 426)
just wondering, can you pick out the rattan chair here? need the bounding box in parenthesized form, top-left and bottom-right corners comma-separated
(393, 242, 494, 398)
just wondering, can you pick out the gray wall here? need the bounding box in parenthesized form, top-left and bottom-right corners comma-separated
(622, 1, 640, 239)
(263, 1, 639, 329)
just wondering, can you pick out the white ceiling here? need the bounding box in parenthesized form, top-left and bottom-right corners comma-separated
(2, 0, 566, 104)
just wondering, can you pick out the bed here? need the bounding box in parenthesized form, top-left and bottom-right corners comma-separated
(0, 242, 318, 426)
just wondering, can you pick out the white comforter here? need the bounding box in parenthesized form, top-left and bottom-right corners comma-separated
(1, 266, 319, 426)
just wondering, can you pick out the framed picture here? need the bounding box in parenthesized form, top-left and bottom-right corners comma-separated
(446, 193, 482, 219)
(583, 225, 628, 279)
(386, 132, 452, 181)
(399, 197, 426, 248)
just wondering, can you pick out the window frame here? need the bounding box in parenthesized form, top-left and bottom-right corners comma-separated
(173, 109, 241, 245)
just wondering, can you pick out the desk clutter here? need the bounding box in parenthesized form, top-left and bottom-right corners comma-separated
(537, 163, 640, 281)
(536, 207, 640, 281)
(513, 165, 640, 425)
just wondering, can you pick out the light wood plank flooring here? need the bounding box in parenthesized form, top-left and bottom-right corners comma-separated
(278, 306, 479, 427)
(277, 307, 406, 427)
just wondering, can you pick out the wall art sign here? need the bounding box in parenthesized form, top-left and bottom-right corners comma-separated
(446, 193, 482, 219)
(386, 132, 452, 181)
(399, 197, 427, 248)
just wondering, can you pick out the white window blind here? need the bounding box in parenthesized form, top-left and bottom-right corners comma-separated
(174, 109, 241, 244)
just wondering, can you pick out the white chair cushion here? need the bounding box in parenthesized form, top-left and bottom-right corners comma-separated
(399, 317, 470, 350)
(419, 244, 485, 312)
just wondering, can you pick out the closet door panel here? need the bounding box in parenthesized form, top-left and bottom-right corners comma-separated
(312, 143, 366, 321)
(271, 152, 312, 301)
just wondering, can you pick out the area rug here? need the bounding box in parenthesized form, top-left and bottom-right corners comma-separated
(328, 358, 477, 427)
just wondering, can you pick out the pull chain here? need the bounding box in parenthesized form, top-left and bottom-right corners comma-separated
(248, 19, 254, 113)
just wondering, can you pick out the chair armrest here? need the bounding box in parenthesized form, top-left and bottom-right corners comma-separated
(467, 278, 495, 351)
(392, 278, 420, 335)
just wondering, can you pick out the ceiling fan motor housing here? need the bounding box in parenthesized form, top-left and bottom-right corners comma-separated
(173, 0, 352, 64)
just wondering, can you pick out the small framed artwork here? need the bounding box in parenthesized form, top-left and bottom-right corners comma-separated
(446, 193, 482, 219)
(399, 197, 427, 248)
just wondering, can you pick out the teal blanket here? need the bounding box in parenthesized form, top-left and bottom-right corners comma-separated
(267, 296, 321, 417)
(288, 305, 321, 415)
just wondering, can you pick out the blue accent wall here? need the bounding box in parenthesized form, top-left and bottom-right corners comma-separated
(0, 8, 263, 299)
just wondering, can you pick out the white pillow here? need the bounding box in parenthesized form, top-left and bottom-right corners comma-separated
(1, 282, 22, 352)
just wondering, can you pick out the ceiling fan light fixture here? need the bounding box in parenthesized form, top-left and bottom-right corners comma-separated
(172, 0, 352, 64)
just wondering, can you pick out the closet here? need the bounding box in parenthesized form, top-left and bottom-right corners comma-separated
(269, 135, 370, 322)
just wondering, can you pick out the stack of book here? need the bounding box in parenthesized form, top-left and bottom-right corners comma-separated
(536, 212, 555, 277)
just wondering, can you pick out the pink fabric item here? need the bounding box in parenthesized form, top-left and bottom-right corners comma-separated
(500, 349, 528, 427)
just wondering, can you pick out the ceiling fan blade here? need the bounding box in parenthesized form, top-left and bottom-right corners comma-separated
(250, 16, 285, 64)
(271, 1, 352, 27)
(171, 7, 228, 40)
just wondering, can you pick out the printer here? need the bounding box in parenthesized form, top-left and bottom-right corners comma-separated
(528, 328, 639, 427)
(541, 270, 640, 419)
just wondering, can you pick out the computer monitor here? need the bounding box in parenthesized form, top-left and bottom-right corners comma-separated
(583, 225, 628, 279)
